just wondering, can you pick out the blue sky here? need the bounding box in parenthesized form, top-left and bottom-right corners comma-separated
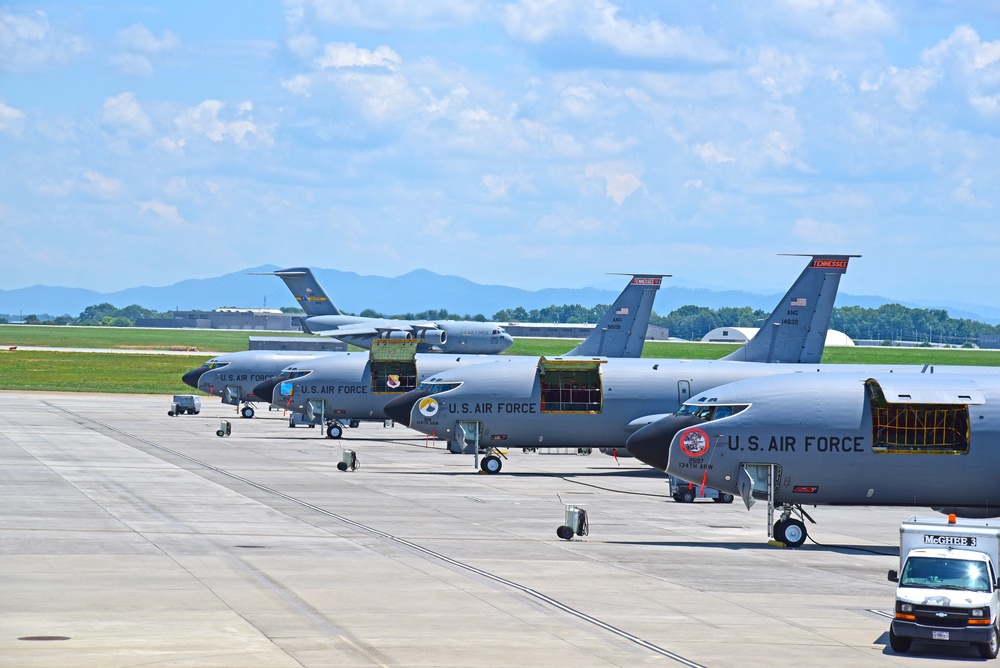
(3, 1, 1000, 309)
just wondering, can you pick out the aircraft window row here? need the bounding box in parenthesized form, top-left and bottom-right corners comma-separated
(417, 381, 463, 394)
(676, 403, 749, 421)
(371, 361, 418, 394)
(540, 369, 602, 413)
(871, 404, 970, 455)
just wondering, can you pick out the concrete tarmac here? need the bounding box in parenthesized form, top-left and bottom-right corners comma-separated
(0, 392, 980, 667)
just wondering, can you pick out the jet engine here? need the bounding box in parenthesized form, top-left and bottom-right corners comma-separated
(383, 331, 414, 340)
(420, 329, 447, 346)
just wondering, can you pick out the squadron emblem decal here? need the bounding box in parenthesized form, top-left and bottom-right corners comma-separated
(679, 427, 710, 457)
(418, 396, 439, 417)
(387, 374, 400, 389)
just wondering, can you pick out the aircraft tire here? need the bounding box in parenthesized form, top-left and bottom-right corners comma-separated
(679, 490, 695, 503)
(714, 494, 734, 503)
(779, 519, 807, 547)
(327, 424, 343, 439)
(888, 627, 911, 654)
(556, 525, 574, 540)
(978, 626, 999, 659)
(240, 406, 255, 419)
(481, 455, 502, 474)
(349, 419, 360, 428)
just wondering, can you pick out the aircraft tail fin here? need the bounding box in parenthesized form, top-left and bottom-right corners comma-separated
(267, 267, 341, 317)
(563, 274, 666, 358)
(720, 254, 858, 363)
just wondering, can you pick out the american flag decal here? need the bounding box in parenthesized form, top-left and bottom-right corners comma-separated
(616, 307, 629, 315)
(791, 297, 807, 307)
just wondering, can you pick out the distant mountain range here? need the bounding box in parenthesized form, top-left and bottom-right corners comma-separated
(3, 264, 1000, 325)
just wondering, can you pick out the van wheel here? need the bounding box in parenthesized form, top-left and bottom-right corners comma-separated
(679, 490, 695, 503)
(979, 626, 999, 659)
(349, 419, 360, 428)
(889, 627, 911, 654)
(714, 494, 734, 503)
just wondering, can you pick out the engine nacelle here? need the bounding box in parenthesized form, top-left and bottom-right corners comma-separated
(420, 329, 447, 346)
(384, 331, 414, 341)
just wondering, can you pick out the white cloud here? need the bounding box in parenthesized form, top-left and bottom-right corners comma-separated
(315, 42, 401, 71)
(287, 32, 318, 59)
(0, 100, 25, 135)
(775, 0, 895, 40)
(81, 170, 124, 198)
(748, 47, 812, 98)
(116, 24, 181, 53)
(792, 217, 845, 244)
(502, 0, 729, 62)
(137, 200, 184, 224)
(170, 100, 272, 146)
(694, 142, 735, 165)
(0, 7, 87, 71)
(111, 53, 153, 77)
(289, 0, 481, 30)
(280, 74, 314, 96)
(100, 93, 154, 137)
(584, 161, 643, 205)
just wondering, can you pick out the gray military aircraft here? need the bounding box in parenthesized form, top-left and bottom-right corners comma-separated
(252, 273, 667, 438)
(384, 254, 860, 473)
(181, 350, 330, 418)
(261, 267, 514, 354)
(625, 369, 1000, 547)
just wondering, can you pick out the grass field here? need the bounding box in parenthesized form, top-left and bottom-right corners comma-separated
(1, 325, 999, 395)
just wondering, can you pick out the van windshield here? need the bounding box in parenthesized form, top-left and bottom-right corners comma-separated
(901, 556, 991, 592)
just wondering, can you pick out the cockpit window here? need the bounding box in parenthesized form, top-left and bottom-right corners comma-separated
(276, 369, 312, 380)
(416, 381, 463, 395)
(677, 403, 749, 421)
(206, 361, 230, 370)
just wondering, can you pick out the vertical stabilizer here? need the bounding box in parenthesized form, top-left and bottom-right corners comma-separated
(270, 267, 341, 317)
(720, 254, 858, 363)
(564, 274, 667, 358)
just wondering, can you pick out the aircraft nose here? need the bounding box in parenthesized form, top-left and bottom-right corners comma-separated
(252, 377, 280, 403)
(625, 415, 706, 471)
(383, 390, 428, 427)
(182, 366, 207, 389)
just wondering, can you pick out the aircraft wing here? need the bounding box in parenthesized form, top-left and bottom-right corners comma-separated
(312, 321, 431, 338)
(312, 323, 385, 338)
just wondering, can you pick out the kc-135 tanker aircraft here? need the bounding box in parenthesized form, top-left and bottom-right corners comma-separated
(383, 254, 861, 473)
(252, 272, 666, 439)
(625, 369, 1000, 547)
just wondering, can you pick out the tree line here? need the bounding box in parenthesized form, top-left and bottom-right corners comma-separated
(4, 301, 1000, 345)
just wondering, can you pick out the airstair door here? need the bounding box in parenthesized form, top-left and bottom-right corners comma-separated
(739, 463, 782, 534)
(456, 420, 481, 456)
(677, 380, 691, 405)
(305, 399, 325, 425)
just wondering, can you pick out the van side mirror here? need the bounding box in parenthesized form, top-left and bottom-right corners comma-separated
(888, 569, 898, 583)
